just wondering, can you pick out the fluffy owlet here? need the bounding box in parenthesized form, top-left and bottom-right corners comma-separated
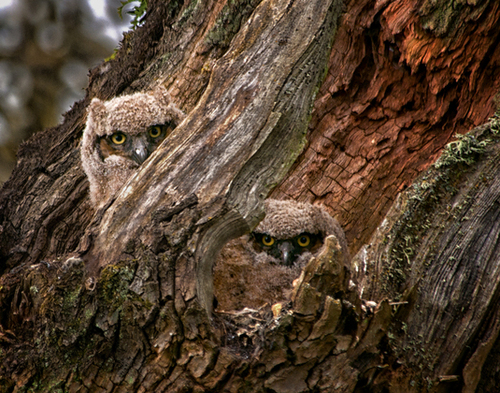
(81, 86, 185, 207)
(214, 199, 349, 310)
(250, 199, 349, 267)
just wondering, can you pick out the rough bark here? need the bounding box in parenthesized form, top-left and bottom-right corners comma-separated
(351, 119, 500, 392)
(1, 0, 500, 392)
(273, 0, 500, 253)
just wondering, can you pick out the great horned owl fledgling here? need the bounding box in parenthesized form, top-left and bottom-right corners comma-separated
(81, 86, 185, 207)
(250, 199, 349, 268)
(214, 199, 349, 310)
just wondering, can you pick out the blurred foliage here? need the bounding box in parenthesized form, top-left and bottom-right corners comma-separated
(119, 0, 147, 29)
(0, 0, 136, 183)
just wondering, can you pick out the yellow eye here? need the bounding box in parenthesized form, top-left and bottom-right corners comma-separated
(149, 126, 162, 138)
(262, 235, 275, 247)
(111, 132, 126, 145)
(297, 235, 310, 247)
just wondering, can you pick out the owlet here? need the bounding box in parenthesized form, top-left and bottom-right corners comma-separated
(80, 86, 185, 207)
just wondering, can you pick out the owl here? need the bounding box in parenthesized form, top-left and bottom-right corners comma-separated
(214, 199, 349, 310)
(250, 199, 349, 267)
(80, 86, 185, 207)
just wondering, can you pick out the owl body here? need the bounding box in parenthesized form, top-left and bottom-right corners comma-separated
(214, 199, 349, 310)
(81, 86, 185, 207)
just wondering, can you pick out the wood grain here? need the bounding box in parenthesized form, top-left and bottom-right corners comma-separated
(273, 0, 500, 254)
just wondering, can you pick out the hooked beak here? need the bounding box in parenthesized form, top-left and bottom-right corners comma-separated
(131, 139, 149, 165)
(278, 241, 296, 267)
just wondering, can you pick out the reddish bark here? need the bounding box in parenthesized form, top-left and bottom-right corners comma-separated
(273, 0, 500, 253)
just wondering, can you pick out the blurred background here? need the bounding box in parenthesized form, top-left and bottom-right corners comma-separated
(0, 0, 138, 183)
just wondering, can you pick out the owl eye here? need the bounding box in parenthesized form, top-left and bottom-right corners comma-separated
(262, 235, 275, 247)
(110, 132, 126, 145)
(297, 234, 311, 247)
(148, 125, 163, 138)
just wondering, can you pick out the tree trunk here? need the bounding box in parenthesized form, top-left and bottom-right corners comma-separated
(273, 0, 500, 253)
(1, 0, 500, 392)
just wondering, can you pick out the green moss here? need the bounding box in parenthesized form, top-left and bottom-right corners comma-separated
(205, 0, 259, 49)
(378, 123, 498, 298)
(418, 0, 487, 36)
(434, 133, 491, 169)
(420, 0, 462, 35)
(173, 0, 200, 28)
(104, 49, 118, 62)
(99, 264, 135, 305)
(126, 374, 136, 385)
(490, 112, 500, 135)
(84, 307, 94, 320)
(63, 287, 82, 309)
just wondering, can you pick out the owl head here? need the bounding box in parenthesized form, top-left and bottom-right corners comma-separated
(81, 86, 185, 207)
(251, 199, 349, 267)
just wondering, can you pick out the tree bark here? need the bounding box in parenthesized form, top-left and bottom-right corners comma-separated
(273, 0, 500, 253)
(352, 121, 500, 392)
(1, 0, 500, 392)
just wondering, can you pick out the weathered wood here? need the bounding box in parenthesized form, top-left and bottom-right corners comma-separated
(272, 0, 500, 254)
(0, 108, 92, 274)
(0, 0, 264, 273)
(352, 119, 500, 390)
(83, 0, 341, 314)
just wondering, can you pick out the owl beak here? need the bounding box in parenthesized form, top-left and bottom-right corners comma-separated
(279, 241, 296, 267)
(131, 139, 149, 165)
